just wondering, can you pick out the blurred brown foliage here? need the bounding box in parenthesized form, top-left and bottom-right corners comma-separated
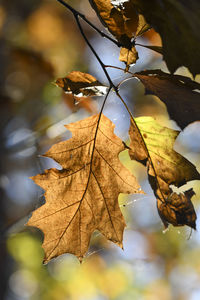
(0, 1, 200, 300)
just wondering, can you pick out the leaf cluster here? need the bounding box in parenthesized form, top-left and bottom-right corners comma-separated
(27, 0, 200, 263)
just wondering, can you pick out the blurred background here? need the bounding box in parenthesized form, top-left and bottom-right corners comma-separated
(0, 0, 200, 299)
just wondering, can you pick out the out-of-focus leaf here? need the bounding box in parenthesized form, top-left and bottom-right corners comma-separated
(129, 116, 200, 228)
(56, 71, 108, 97)
(131, 0, 200, 76)
(12, 48, 54, 76)
(27, 114, 143, 262)
(133, 69, 200, 129)
(62, 93, 97, 114)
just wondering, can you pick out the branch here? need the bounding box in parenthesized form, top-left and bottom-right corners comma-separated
(74, 16, 114, 88)
(56, 0, 121, 46)
(56, 0, 167, 204)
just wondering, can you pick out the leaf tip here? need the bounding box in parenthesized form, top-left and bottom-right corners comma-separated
(78, 256, 84, 264)
(137, 187, 146, 194)
(117, 242, 124, 250)
(189, 221, 196, 231)
(42, 258, 49, 265)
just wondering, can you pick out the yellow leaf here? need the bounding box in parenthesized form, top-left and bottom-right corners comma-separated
(129, 116, 200, 228)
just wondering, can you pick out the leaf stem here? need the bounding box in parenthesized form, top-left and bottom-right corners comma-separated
(104, 65, 134, 76)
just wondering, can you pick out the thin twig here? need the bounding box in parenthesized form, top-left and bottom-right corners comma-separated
(75, 16, 114, 88)
(56, 0, 166, 204)
(56, 0, 121, 46)
(104, 65, 134, 76)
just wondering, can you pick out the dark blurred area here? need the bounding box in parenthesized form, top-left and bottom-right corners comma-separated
(0, 1, 89, 297)
(0, 1, 200, 299)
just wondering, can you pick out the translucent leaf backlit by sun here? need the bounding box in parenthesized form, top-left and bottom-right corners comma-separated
(119, 46, 138, 70)
(56, 71, 108, 97)
(129, 117, 200, 229)
(89, 0, 139, 69)
(89, 0, 138, 41)
(27, 114, 143, 263)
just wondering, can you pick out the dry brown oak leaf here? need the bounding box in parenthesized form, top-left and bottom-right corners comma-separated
(129, 117, 200, 229)
(133, 70, 200, 130)
(56, 71, 108, 97)
(27, 114, 143, 263)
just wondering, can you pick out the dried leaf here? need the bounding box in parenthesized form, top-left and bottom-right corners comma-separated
(133, 70, 200, 129)
(90, 0, 138, 42)
(89, 0, 139, 69)
(129, 116, 199, 228)
(119, 46, 138, 69)
(157, 189, 196, 229)
(27, 114, 143, 263)
(131, 0, 200, 76)
(56, 71, 108, 97)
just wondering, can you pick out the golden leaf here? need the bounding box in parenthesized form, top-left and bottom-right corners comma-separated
(28, 114, 143, 263)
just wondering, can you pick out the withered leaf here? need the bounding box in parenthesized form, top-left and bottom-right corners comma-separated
(56, 71, 108, 97)
(131, 0, 200, 76)
(133, 70, 200, 129)
(89, 0, 139, 69)
(157, 189, 196, 229)
(89, 0, 138, 43)
(119, 46, 138, 69)
(28, 114, 143, 263)
(129, 116, 199, 228)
